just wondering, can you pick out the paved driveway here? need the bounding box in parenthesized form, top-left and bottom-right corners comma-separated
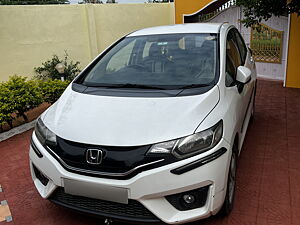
(0, 79, 300, 225)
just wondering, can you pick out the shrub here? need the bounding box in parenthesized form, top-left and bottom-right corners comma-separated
(0, 83, 14, 129)
(0, 75, 70, 131)
(34, 51, 81, 81)
(40, 79, 70, 104)
(5, 75, 43, 122)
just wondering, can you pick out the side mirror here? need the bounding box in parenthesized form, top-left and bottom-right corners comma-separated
(236, 66, 251, 84)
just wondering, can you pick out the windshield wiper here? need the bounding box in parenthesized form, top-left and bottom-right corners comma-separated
(114, 83, 167, 90)
(86, 83, 167, 90)
(180, 84, 212, 89)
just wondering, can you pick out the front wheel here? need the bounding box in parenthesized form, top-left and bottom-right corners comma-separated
(219, 146, 238, 216)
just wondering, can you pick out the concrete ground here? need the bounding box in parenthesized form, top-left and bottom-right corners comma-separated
(0, 79, 300, 225)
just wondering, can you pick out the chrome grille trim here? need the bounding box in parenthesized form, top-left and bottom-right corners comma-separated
(46, 146, 164, 177)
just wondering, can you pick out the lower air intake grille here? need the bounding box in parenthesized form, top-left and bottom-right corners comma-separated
(32, 164, 49, 186)
(50, 188, 160, 223)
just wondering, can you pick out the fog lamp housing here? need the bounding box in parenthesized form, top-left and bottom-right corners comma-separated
(165, 186, 209, 211)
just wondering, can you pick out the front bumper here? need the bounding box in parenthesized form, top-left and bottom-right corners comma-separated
(29, 132, 231, 224)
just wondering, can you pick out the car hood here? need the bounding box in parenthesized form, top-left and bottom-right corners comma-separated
(43, 85, 220, 146)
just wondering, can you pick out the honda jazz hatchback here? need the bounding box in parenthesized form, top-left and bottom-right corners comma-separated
(30, 23, 256, 224)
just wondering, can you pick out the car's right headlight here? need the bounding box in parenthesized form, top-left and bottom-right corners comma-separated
(35, 117, 57, 147)
(148, 120, 223, 159)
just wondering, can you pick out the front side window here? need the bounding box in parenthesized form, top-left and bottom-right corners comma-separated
(234, 29, 247, 65)
(79, 33, 218, 89)
(226, 30, 242, 87)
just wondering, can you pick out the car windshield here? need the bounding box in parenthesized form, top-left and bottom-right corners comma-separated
(80, 33, 218, 89)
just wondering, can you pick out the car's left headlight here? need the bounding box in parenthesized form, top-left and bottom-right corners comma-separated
(148, 120, 223, 159)
(34, 117, 57, 147)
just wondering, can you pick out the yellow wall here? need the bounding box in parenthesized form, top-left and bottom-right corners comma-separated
(94, 4, 175, 52)
(0, 4, 174, 81)
(175, 0, 214, 24)
(286, 14, 300, 88)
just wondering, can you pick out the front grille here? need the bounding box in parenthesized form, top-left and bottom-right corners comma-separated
(50, 188, 160, 223)
(45, 137, 174, 179)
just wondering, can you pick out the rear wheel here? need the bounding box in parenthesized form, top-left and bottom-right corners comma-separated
(219, 146, 238, 216)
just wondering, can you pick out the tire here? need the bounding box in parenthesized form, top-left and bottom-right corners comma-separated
(218, 145, 238, 217)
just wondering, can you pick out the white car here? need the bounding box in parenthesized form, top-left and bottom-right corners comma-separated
(30, 23, 256, 224)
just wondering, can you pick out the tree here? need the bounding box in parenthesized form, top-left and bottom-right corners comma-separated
(0, 0, 69, 4)
(236, 0, 300, 27)
(34, 51, 81, 81)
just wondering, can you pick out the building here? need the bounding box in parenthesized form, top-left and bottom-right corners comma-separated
(174, 0, 300, 88)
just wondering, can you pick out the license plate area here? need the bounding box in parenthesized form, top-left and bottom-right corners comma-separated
(63, 178, 129, 204)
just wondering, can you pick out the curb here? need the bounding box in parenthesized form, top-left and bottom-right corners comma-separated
(0, 120, 36, 142)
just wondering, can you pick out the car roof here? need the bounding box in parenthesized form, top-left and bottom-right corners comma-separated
(128, 23, 224, 37)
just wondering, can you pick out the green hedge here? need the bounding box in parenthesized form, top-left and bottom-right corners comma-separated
(0, 75, 70, 129)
